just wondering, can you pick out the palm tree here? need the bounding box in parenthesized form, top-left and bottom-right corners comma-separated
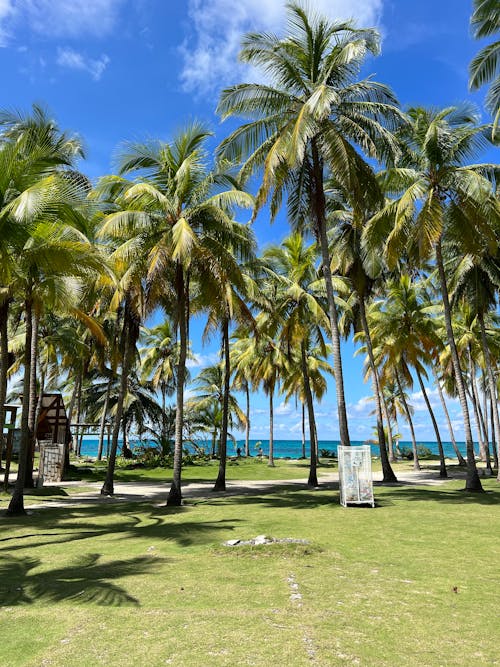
(96, 123, 253, 505)
(368, 275, 448, 476)
(469, 0, 500, 135)
(188, 362, 246, 460)
(217, 3, 404, 449)
(261, 233, 331, 486)
(329, 194, 398, 482)
(364, 105, 499, 491)
(140, 320, 178, 448)
(448, 243, 500, 478)
(231, 326, 255, 457)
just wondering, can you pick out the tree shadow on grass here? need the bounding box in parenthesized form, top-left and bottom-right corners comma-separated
(0, 502, 244, 553)
(0, 552, 163, 606)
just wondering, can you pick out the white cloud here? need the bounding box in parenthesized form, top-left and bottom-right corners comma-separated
(0, 0, 13, 46)
(275, 401, 294, 416)
(180, 0, 384, 95)
(348, 395, 374, 416)
(409, 387, 441, 412)
(56, 48, 110, 80)
(186, 351, 221, 369)
(17, 0, 124, 38)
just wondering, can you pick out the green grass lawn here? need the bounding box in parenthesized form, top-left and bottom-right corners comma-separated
(1, 470, 499, 666)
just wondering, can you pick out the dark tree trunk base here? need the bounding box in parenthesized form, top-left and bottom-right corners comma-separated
(166, 483, 182, 506)
(465, 469, 484, 492)
(307, 473, 318, 487)
(212, 478, 226, 492)
(5, 506, 26, 516)
(100, 482, 114, 496)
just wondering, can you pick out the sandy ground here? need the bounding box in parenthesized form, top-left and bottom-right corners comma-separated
(13, 466, 474, 511)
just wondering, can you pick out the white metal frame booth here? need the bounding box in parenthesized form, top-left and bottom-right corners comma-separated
(338, 445, 375, 507)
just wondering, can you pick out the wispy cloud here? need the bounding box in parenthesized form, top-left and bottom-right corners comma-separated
(56, 48, 110, 80)
(17, 0, 124, 38)
(275, 401, 294, 416)
(180, 0, 384, 95)
(0, 0, 13, 46)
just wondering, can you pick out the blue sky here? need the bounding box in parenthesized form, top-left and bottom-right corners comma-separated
(0, 0, 495, 443)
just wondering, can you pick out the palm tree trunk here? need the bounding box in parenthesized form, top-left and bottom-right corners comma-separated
(359, 297, 397, 482)
(268, 388, 275, 467)
(244, 381, 251, 457)
(24, 308, 39, 488)
(381, 394, 396, 462)
(311, 140, 350, 447)
(491, 399, 499, 471)
(433, 371, 466, 465)
(75, 370, 83, 457)
(0, 299, 10, 468)
(301, 402, 306, 459)
(396, 371, 420, 470)
(7, 290, 34, 515)
(214, 316, 230, 491)
(301, 341, 318, 487)
(436, 240, 482, 491)
(101, 308, 132, 496)
(167, 265, 187, 506)
(478, 311, 500, 480)
(416, 368, 447, 477)
(161, 384, 167, 445)
(467, 347, 491, 472)
(97, 378, 112, 461)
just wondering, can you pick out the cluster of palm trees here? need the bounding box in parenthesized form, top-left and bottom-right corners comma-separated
(1, 3, 499, 514)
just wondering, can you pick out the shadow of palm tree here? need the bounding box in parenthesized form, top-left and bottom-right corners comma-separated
(0, 552, 165, 606)
(0, 503, 244, 553)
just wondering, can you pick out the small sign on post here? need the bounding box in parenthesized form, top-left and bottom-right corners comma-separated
(338, 445, 375, 507)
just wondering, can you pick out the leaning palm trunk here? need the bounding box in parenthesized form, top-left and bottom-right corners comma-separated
(7, 291, 34, 515)
(359, 298, 397, 482)
(381, 394, 396, 462)
(433, 371, 466, 465)
(0, 299, 10, 467)
(396, 372, 420, 470)
(436, 241, 482, 491)
(311, 141, 350, 447)
(416, 369, 447, 477)
(101, 313, 132, 496)
(478, 312, 500, 480)
(301, 342, 318, 487)
(213, 317, 230, 491)
(167, 266, 188, 506)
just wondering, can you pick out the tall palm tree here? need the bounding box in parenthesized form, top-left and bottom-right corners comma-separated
(449, 244, 500, 478)
(261, 233, 330, 485)
(140, 320, 178, 448)
(368, 275, 448, 476)
(469, 0, 500, 134)
(217, 3, 404, 448)
(97, 123, 253, 505)
(364, 105, 499, 491)
(329, 194, 398, 482)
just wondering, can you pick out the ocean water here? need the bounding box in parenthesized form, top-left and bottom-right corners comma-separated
(78, 438, 475, 459)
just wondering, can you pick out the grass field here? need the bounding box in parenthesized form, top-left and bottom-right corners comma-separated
(1, 461, 499, 666)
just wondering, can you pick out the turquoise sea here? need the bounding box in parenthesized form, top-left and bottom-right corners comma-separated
(78, 438, 476, 459)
